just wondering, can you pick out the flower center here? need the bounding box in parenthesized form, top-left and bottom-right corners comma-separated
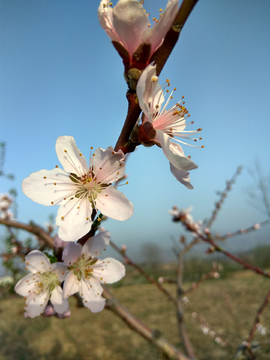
(69, 257, 98, 281)
(35, 271, 59, 295)
(70, 172, 108, 206)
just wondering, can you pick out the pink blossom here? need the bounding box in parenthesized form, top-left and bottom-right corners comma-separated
(136, 63, 201, 187)
(98, 0, 179, 65)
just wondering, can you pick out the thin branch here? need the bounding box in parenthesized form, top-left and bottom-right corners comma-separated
(0, 219, 54, 247)
(206, 166, 242, 228)
(176, 248, 197, 359)
(114, 93, 141, 153)
(217, 219, 270, 241)
(103, 287, 191, 360)
(247, 288, 270, 344)
(110, 239, 176, 304)
(153, 0, 200, 76)
(198, 231, 270, 278)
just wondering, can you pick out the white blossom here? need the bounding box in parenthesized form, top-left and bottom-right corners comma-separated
(15, 250, 68, 318)
(63, 231, 125, 313)
(22, 136, 134, 242)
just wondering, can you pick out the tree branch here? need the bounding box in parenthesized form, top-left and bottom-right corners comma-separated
(103, 286, 191, 360)
(0, 219, 54, 247)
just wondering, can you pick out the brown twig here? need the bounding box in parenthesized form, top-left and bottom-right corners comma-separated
(110, 239, 176, 304)
(206, 166, 242, 228)
(103, 286, 191, 360)
(114, 93, 141, 153)
(247, 288, 270, 344)
(220, 287, 242, 340)
(176, 248, 197, 359)
(153, 0, 200, 76)
(0, 219, 54, 247)
(184, 268, 217, 294)
(196, 230, 270, 278)
(217, 219, 270, 241)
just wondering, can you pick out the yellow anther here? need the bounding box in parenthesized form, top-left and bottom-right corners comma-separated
(159, 8, 163, 12)
(79, 153, 82, 156)
(91, 146, 93, 149)
(201, 145, 205, 148)
(64, 150, 67, 153)
(174, 88, 176, 91)
(77, 206, 80, 209)
(55, 165, 58, 168)
(61, 216, 64, 220)
(126, 181, 129, 184)
(54, 182, 56, 185)
(51, 201, 54, 205)
(166, 79, 170, 83)
(43, 176, 47, 179)
(86, 217, 89, 220)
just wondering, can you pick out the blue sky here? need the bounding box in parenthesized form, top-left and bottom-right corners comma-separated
(1, 0, 270, 261)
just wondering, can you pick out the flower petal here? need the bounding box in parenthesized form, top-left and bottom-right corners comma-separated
(98, 0, 120, 42)
(15, 273, 36, 297)
(83, 294, 106, 313)
(93, 258, 125, 284)
(155, 130, 198, 171)
(62, 243, 82, 265)
(24, 290, 49, 318)
(25, 250, 51, 273)
(170, 163, 193, 189)
(80, 277, 105, 313)
(55, 136, 88, 177)
(142, 0, 179, 55)
(91, 147, 125, 184)
(96, 187, 134, 221)
(112, 0, 150, 56)
(82, 231, 111, 258)
(50, 286, 69, 314)
(56, 197, 93, 242)
(51, 262, 68, 282)
(137, 63, 163, 118)
(63, 272, 80, 298)
(22, 168, 74, 206)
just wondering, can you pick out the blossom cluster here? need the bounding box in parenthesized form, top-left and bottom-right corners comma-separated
(15, 231, 125, 317)
(0, 193, 14, 220)
(15, 0, 203, 318)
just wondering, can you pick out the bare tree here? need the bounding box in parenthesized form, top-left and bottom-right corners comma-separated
(246, 160, 270, 218)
